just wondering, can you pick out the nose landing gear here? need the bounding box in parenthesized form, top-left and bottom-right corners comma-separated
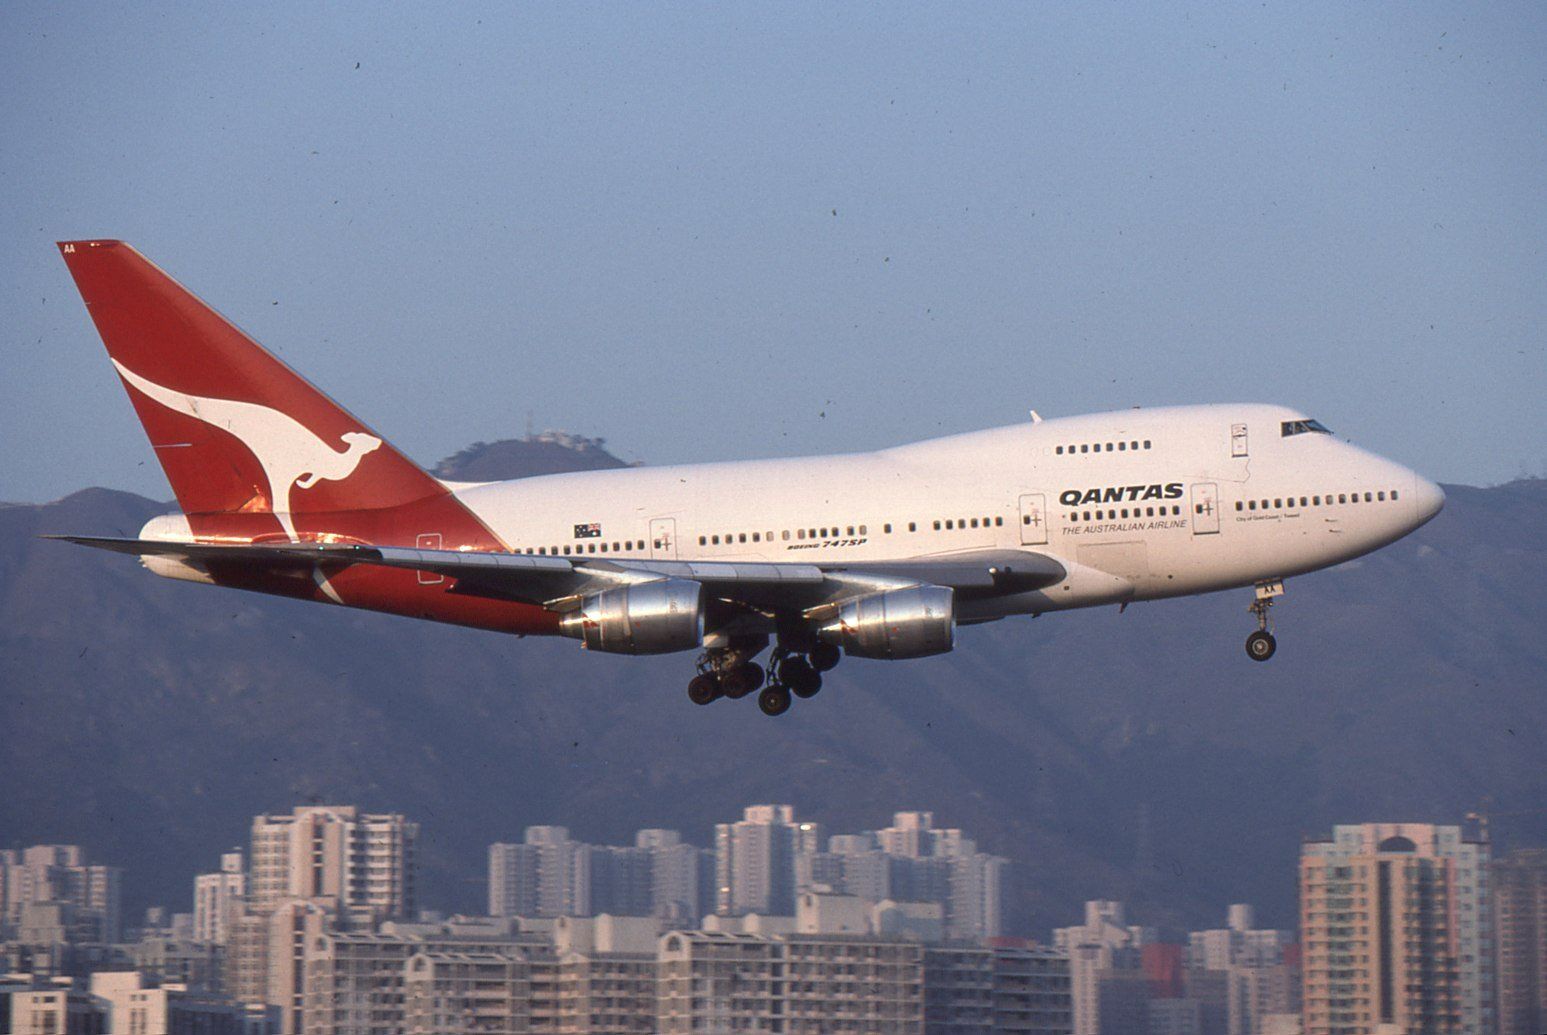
(1245, 580, 1283, 662)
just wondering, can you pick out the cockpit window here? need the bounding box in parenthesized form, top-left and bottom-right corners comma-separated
(1281, 419, 1333, 437)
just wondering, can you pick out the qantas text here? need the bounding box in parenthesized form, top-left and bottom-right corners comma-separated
(1059, 483, 1184, 507)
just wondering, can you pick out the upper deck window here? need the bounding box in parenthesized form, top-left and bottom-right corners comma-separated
(1281, 419, 1333, 437)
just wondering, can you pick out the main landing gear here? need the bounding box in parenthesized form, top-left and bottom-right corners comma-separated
(686, 648, 763, 706)
(687, 641, 841, 715)
(1245, 580, 1283, 662)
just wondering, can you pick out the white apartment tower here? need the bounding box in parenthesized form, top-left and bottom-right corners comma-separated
(248, 805, 417, 922)
(1054, 900, 1154, 1035)
(0, 844, 122, 943)
(715, 805, 803, 917)
(637, 829, 711, 924)
(875, 812, 1007, 940)
(230, 804, 418, 1031)
(193, 849, 246, 945)
(489, 826, 586, 918)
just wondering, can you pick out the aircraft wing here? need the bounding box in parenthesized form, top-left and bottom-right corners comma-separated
(46, 536, 1066, 614)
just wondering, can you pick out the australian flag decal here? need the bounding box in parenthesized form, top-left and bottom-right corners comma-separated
(573, 522, 602, 539)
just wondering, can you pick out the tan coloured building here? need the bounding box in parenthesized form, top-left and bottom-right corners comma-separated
(303, 918, 548, 1035)
(403, 949, 558, 1035)
(657, 929, 927, 1034)
(1299, 823, 1493, 1035)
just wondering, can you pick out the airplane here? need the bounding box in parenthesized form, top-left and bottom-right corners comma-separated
(51, 240, 1446, 716)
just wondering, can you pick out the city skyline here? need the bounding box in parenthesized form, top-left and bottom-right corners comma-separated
(5, 802, 1529, 946)
(9, 808, 1546, 1034)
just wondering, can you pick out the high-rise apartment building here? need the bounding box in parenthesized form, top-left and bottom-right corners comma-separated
(1300, 822, 1493, 1035)
(582, 843, 655, 918)
(714, 805, 803, 917)
(193, 849, 246, 946)
(1493, 847, 1547, 1035)
(795, 813, 1006, 941)
(1188, 904, 1292, 971)
(230, 804, 418, 1032)
(1053, 900, 1154, 1035)
(876, 813, 1006, 940)
(247, 806, 417, 922)
(636, 829, 714, 924)
(489, 827, 588, 918)
(1185, 904, 1297, 1035)
(490, 827, 716, 924)
(0, 845, 122, 944)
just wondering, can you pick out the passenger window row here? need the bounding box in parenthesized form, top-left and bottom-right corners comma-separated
(518, 539, 650, 556)
(1067, 505, 1182, 522)
(1234, 489, 1400, 512)
(931, 516, 1005, 531)
(695, 514, 1013, 548)
(1056, 440, 1152, 455)
(699, 525, 869, 547)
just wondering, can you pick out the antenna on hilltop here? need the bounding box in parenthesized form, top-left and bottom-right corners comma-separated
(526, 411, 534, 441)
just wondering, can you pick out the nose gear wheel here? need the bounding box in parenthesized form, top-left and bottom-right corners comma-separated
(1245, 580, 1283, 662)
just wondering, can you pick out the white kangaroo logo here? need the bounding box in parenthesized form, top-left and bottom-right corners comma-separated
(112, 359, 382, 541)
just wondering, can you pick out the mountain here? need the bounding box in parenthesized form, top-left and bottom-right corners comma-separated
(432, 432, 632, 481)
(3, 436, 1546, 938)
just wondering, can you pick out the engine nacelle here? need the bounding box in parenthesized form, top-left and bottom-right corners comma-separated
(818, 585, 955, 660)
(558, 579, 705, 655)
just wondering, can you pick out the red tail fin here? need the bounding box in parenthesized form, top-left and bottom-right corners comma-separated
(58, 240, 503, 549)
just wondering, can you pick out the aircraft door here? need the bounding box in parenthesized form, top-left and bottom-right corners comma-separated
(416, 532, 444, 584)
(1189, 483, 1220, 535)
(650, 518, 678, 559)
(1018, 493, 1049, 545)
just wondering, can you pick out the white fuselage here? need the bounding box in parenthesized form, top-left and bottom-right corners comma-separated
(451, 403, 1444, 620)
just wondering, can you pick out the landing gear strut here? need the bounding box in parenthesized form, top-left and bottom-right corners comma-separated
(688, 639, 842, 714)
(1245, 580, 1282, 662)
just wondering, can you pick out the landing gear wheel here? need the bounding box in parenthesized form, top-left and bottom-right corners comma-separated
(1245, 579, 1284, 663)
(758, 685, 792, 716)
(809, 642, 841, 673)
(721, 662, 765, 699)
(1245, 630, 1277, 662)
(687, 674, 720, 705)
(779, 657, 822, 699)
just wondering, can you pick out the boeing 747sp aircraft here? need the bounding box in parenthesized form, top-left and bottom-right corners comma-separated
(52, 241, 1445, 716)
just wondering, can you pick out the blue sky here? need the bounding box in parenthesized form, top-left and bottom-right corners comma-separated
(3, 3, 1543, 502)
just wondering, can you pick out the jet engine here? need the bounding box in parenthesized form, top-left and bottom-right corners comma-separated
(818, 585, 955, 660)
(558, 579, 705, 655)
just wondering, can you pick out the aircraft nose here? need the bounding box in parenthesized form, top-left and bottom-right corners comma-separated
(1410, 472, 1445, 527)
